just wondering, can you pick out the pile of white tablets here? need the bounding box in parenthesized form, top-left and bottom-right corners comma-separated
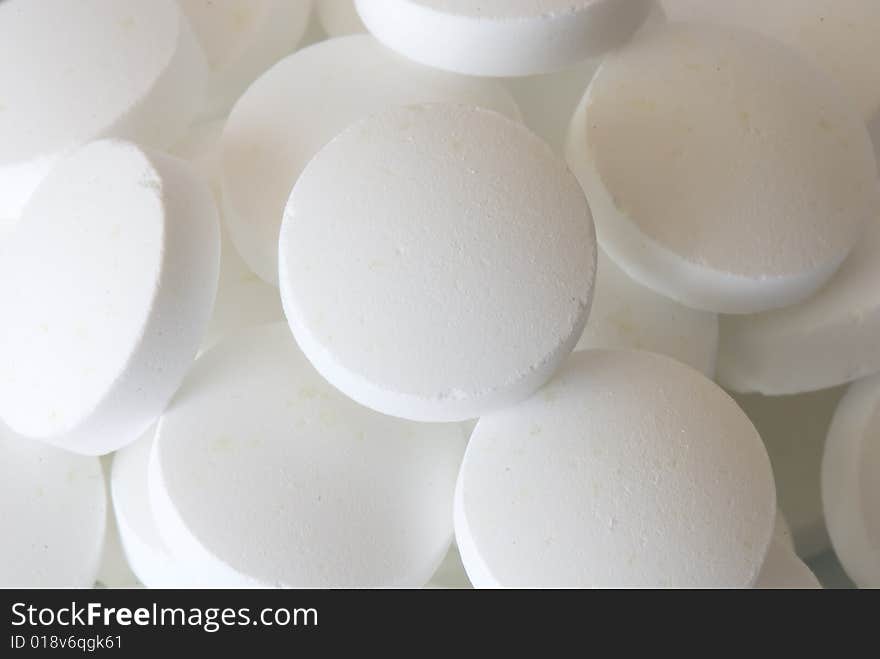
(3, 0, 879, 589)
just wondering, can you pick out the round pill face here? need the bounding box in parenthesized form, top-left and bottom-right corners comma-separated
(0, 427, 106, 587)
(566, 23, 880, 314)
(280, 104, 596, 422)
(0, 0, 205, 218)
(220, 34, 522, 284)
(0, 143, 163, 437)
(576, 248, 718, 377)
(356, 0, 654, 76)
(662, 0, 880, 120)
(150, 324, 466, 587)
(455, 350, 776, 588)
(0, 140, 220, 454)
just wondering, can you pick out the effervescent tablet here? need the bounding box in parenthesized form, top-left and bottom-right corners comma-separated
(180, 0, 312, 117)
(356, 0, 654, 76)
(280, 103, 596, 422)
(732, 389, 844, 558)
(822, 375, 880, 588)
(317, 0, 366, 36)
(455, 350, 776, 587)
(661, 0, 880, 121)
(718, 218, 880, 395)
(0, 425, 106, 587)
(566, 23, 879, 314)
(576, 248, 718, 377)
(220, 34, 521, 284)
(0, 140, 220, 455)
(149, 324, 466, 587)
(0, 0, 206, 219)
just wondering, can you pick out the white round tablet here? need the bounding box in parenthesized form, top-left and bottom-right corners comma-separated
(356, 0, 654, 77)
(317, 0, 366, 36)
(718, 218, 880, 396)
(112, 428, 195, 587)
(822, 375, 880, 588)
(731, 388, 844, 558)
(220, 34, 522, 284)
(566, 23, 879, 314)
(149, 324, 466, 587)
(0, 425, 106, 587)
(661, 0, 880, 121)
(0, 0, 207, 219)
(455, 350, 776, 588)
(576, 248, 718, 377)
(280, 103, 596, 422)
(0, 140, 220, 455)
(180, 0, 312, 117)
(754, 540, 822, 589)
